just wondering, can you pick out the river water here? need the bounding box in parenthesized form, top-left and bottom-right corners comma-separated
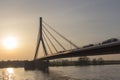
(0, 65, 120, 80)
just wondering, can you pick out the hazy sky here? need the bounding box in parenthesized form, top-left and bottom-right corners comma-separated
(0, 0, 120, 60)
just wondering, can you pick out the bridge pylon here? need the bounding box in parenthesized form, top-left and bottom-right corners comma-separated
(33, 17, 49, 72)
(25, 17, 49, 72)
(34, 17, 48, 60)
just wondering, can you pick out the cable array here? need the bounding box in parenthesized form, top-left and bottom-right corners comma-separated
(41, 21, 79, 55)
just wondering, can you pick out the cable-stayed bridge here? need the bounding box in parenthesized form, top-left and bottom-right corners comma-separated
(24, 17, 120, 71)
(34, 17, 120, 61)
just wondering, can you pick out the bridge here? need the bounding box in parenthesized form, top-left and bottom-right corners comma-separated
(24, 17, 120, 71)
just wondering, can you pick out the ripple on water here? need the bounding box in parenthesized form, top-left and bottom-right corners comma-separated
(49, 70, 80, 80)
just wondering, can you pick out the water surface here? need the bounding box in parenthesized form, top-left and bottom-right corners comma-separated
(0, 65, 120, 80)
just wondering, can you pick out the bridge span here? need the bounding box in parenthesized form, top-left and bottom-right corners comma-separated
(25, 17, 120, 71)
(39, 41, 120, 60)
(34, 17, 120, 61)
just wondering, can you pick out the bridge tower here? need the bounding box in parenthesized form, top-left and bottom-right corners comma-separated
(25, 17, 49, 72)
(34, 17, 48, 60)
(34, 17, 49, 72)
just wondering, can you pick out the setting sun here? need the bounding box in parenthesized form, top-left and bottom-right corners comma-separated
(2, 36, 18, 49)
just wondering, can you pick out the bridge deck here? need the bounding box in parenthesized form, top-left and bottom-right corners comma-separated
(38, 42, 120, 60)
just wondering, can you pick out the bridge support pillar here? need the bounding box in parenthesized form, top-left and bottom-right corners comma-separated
(24, 61, 35, 70)
(35, 60, 49, 72)
(24, 60, 49, 72)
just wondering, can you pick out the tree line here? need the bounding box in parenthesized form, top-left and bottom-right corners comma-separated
(49, 57, 120, 66)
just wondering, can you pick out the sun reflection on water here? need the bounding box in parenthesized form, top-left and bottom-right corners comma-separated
(2, 68, 15, 80)
(6, 68, 14, 74)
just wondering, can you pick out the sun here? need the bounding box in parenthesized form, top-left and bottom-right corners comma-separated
(2, 36, 18, 49)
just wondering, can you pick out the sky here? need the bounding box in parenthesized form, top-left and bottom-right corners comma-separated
(0, 0, 120, 60)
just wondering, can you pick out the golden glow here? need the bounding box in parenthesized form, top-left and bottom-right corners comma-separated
(2, 36, 18, 49)
(6, 68, 14, 74)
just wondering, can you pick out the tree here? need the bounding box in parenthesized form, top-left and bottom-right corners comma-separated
(78, 56, 90, 65)
(97, 57, 104, 65)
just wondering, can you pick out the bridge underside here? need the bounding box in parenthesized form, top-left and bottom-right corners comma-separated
(39, 43, 120, 60)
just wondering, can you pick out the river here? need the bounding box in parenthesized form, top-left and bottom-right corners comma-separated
(0, 65, 120, 80)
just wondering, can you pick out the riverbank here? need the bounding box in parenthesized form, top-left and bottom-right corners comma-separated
(0, 59, 120, 68)
(49, 60, 120, 66)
